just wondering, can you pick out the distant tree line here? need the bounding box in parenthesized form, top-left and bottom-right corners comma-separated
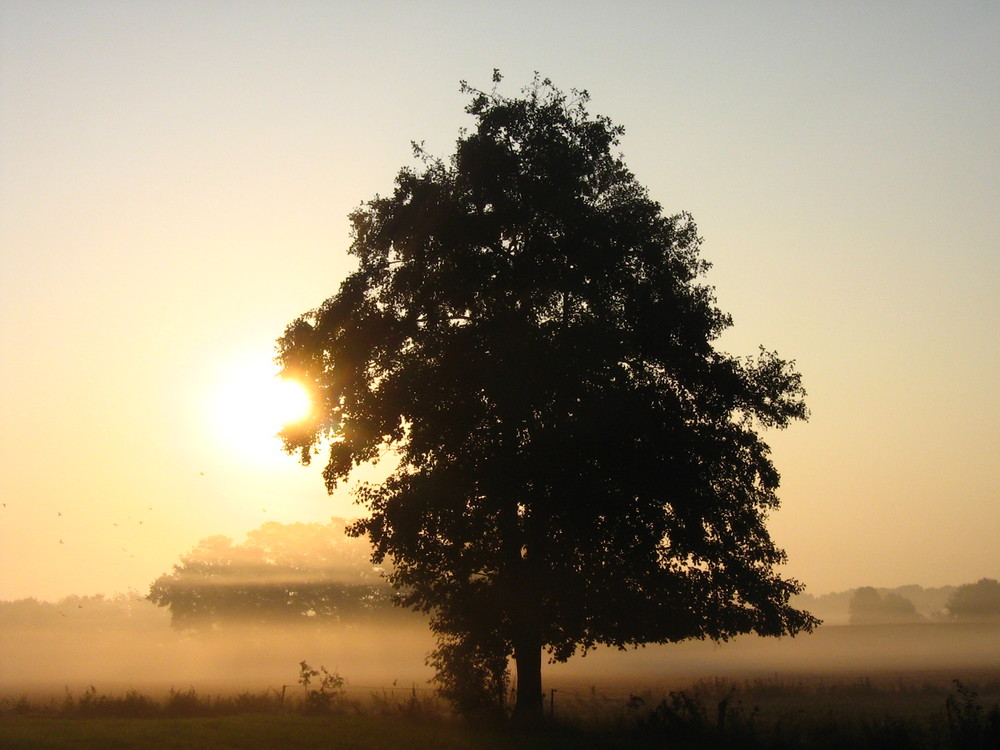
(6, 543, 997, 634)
(794, 579, 1000, 625)
(0, 593, 166, 631)
(147, 519, 410, 631)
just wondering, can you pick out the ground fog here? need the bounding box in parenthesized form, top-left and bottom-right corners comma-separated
(2, 597, 997, 702)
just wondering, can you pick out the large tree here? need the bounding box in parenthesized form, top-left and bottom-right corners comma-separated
(277, 73, 817, 719)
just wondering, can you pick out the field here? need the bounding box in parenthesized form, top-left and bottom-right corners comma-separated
(2, 622, 1000, 748)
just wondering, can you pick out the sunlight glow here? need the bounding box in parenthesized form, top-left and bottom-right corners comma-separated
(209, 356, 312, 464)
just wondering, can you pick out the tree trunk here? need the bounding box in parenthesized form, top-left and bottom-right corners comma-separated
(512, 637, 543, 721)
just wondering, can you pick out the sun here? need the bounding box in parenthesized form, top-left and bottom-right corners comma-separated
(209, 355, 312, 464)
(256, 377, 311, 428)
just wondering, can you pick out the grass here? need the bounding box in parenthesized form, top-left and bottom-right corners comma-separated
(2, 675, 999, 749)
(0, 714, 539, 750)
(0, 714, 603, 750)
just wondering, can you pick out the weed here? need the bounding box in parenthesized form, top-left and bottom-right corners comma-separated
(945, 679, 1000, 750)
(642, 690, 709, 742)
(298, 660, 346, 714)
(71, 685, 159, 718)
(164, 687, 210, 717)
(11, 696, 32, 715)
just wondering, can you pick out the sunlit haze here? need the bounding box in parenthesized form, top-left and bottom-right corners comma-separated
(209, 354, 311, 465)
(1, 1, 997, 603)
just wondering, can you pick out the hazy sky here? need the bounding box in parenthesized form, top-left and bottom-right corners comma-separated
(1, 1, 997, 602)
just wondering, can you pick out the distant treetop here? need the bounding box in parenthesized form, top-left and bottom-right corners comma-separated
(147, 519, 398, 630)
(946, 578, 1000, 620)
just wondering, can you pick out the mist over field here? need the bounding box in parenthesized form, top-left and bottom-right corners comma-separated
(2, 595, 998, 702)
(4, 522, 998, 700)
(0, 599, 428, 697)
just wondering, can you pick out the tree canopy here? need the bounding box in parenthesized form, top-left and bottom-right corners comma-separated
(277, 73, 817, 718)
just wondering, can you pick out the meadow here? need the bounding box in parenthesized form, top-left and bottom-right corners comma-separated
(2, 616, 999, 748)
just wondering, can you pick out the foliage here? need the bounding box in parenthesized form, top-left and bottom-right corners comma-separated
(147, 519, 396, 630)
(277, 72, 816, 717)
(946, 578, 1000, 621)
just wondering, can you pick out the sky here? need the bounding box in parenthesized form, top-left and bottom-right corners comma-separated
(1, 1, 997, 602)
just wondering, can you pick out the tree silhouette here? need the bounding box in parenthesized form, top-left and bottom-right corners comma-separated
(946, 578, 1000, 620)
(277, 73, 818, 719)
(848, 586, 920, 624)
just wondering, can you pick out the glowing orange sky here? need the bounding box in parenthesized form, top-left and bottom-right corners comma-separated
(1, 1, 997, 600)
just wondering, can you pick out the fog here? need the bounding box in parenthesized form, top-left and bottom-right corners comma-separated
(5, 522, 996, 702)
(3, 597, 998, 703)
(550, 622, 1000, 686)
(0, 609, 435, 699)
